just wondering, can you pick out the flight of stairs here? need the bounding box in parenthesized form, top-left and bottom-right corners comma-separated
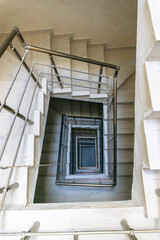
(0, 50, 49, 208)
(0, 27, 135, 208)
(34, 72, 134, 203)
(31, 31, 135, 203)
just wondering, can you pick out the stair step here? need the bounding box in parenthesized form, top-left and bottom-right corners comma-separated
(42, 141, 59, 153)
(71, 101, 81, 116)
(38, 162, 133, 177)
(117, 149, 133, 163)
(145, 61, 160, 110)
(71, 40, 89, 95)
(80, 101, 90, 117)
(143, 118, 160, 169)
(27, 110, 41, 136)
(89, 93, 108, 99)
(105, 135, 134, 149)
(0, 134, 35, 167)
(88, 45, 107, 96)
(104, 120, 134, 134)
(142, 168, 160, 218)
(40, 152, 59, 164)
(51, 98, 72, 115)
(105, 47, 136, 88)
(45, 124, 61, 134)
(0, 167, 28, 206)
(44, 133, 60, 142)
(89, 102, 102, 118)
(117, 104, 134, 118)
(52, 35, 71, 92)
(46, 106, 61, 125)
(34, 175, 132, 203)
(72, 90, 90, 96)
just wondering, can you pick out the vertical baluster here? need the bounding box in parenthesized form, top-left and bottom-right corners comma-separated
(97, 65, 103, 94)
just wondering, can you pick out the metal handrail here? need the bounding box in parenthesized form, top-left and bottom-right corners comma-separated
(26, 44, 120, 70)
(34, 62, 113, 79)
(0, 228, 160, 237)
(0, 219, 155, 239)
(48, 80, 108, 93)
(0, 27, 26, 58)
(40, 71, 111, 86)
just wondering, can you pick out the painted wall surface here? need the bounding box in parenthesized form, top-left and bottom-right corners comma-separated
(132, 0, 154, 205)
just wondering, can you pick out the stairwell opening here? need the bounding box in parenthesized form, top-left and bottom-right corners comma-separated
(34, 96, 133, 203)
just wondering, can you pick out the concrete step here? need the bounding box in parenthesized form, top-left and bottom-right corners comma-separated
(71, 100, 81, 116)
(142, 168, 160, 218)
(51, 35, 71, 93)
(46, 106, 61, 125)
(0, 167, 28, 207)
(105, 134, 134, 149)
(105, 47, 136, 88)
(42, 141, 59, 153)
(45, 124, 61, 134)
(37, 162, 133, 178)
(27, 110, 41, 136)
(104, 119, 134, 134)
(71, 40, 89, 96)
(0, 134, 35, 167)
(50, 98, 72, 115)
(145, 61, 160, 110)
(117, 103, 134, 118)
(117, 149, 133, 163)
(143, 118, 160, 169)
(89, 102, 103, 118)
(117, 73, 135, 103)
(80, 101, 90, 117)
(88, 45, 107, 96)
(40, 152, 59, 164)
(34, 175, 132, 203)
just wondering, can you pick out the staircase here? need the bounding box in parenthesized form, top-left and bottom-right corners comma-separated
(0, 27, 136, 208)
(34, 75, 134, 203)
(1, 27, 149, 240)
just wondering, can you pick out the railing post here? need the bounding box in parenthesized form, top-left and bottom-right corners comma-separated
(0, 183, 19, 194)
(113, 68, 118, 185)
(74, 233, 78, 240)
(97, 65, 103, 94)
(10, 44, 42, 89)
(155, 188, 160, 197)
(20, 221, 40, 240)
(0, 28, 18, 58)
(49, 55, 63, 89)
(121, 219, 138, 240)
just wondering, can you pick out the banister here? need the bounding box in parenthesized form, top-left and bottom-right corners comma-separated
(25, 44, 120, 70)
(10, 44, 42, 88)
(0, 28, 18, 58)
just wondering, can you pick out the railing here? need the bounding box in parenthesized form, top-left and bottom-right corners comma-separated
(0, 27, 119, 211)
(1, 219, 160, 239)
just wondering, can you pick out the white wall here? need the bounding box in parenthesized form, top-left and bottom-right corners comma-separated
(132, 0, 154, 205)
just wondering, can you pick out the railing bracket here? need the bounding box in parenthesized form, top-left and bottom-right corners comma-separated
(121, 219, 138, 240)
(0, 183, 19, 194)
(20, 221, 40, 240)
